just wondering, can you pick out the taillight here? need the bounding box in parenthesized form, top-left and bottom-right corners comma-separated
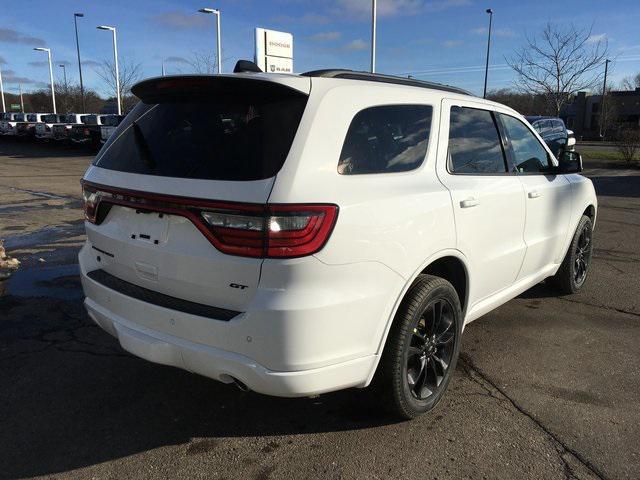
(81, 181, 338, 259)
(200, 204, 338, 258)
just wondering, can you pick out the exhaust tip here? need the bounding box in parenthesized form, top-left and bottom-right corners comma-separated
(231, 377, 250, 392)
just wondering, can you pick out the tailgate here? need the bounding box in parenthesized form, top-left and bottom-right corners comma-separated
(82, 74, 309, 312)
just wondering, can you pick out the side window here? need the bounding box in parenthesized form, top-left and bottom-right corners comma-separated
(338, 104, 432, 175)
(448, 106, 507, 174)
(500, 114, 550, 173)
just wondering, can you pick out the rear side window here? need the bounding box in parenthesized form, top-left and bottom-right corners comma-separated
(338, 105, 432, 175)
(448, 107, 507, 174)
(95, 80, 308, 181)
(43, 114, 58, 123)
(27, 114, 37, 122)
(499, 114, 550, 173)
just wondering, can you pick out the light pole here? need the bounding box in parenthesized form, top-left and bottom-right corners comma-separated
(59, 64, 68, 87)
(599, 58, 611, 139)
(97, 25, 121, 115)
(34, 47, 56, 113)
(74, 13, 86, 112)
(0, 63, 5, 112)
(19, 84, 24, 112)
(370, 0, 377, 73)
(483, 8, 493, 99)
(198, 8, 222, 73)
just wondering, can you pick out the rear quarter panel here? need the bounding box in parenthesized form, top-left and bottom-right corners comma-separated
(268, 79, 456, 279)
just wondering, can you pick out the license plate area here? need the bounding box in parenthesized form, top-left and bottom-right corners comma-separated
(128, 210, 169, 246)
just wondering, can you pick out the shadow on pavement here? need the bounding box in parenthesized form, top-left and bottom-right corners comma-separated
(0, 294, 401, 478)
(0, 138, 96, 158)
(590, 174, 640, 198)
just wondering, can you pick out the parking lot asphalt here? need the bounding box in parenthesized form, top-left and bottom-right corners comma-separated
(0, 140, 638, 480)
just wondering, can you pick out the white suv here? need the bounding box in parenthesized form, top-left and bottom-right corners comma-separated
(79, 67, 596, 418)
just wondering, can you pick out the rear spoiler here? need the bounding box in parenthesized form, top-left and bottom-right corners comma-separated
(131, 75, 309, 103)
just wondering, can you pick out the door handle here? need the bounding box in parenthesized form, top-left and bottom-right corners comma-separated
(528, 190, 541, 199)
(460, 198, 479, 208)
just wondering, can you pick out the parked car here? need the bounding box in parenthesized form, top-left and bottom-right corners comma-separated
(79, 68, 597, 419)
(72, 114, 121, 149)
(34, 114, 61, 141)
(0, 112, 22, 136)
(71, 114, 103, 148)
(100, 115, 125, 144)
(51, 113, 89, 142)
(16, 113, 50, 139)
(525, 116, 569, 158)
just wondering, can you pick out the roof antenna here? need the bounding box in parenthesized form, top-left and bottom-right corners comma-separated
(234, 60, 262, 73)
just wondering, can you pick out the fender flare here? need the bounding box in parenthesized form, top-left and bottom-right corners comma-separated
(364, 248, 470, 386)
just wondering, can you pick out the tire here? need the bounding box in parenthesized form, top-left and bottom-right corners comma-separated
(374, 274, 463, 420)
(551, 215, 594, 294)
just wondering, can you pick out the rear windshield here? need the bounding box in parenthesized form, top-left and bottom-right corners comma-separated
(60, 114, 76, 123)
(83, 115, 98, 125)
(2, 113, 14, 120)
(15, 114, 25, 121)
(43, 114, 59, 123)
(94, 79, 308, 181)
(27, 114, 37, 122)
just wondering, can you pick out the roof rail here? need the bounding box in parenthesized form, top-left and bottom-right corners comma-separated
(301, 69, 472, 96)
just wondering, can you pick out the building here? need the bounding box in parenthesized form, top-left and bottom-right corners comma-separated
(561, 88, 640, 140)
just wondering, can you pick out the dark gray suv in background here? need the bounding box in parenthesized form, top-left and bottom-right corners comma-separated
(525, 116, 569, 157)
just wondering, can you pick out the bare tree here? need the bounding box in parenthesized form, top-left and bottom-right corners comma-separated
(620, 73, 640, 91)
(599, 83, 619, 138)
(94, 58, 143, 112)
(179, 50, 219, 74)
(616, 129, 640, 166)
(506, 23, 608, 116)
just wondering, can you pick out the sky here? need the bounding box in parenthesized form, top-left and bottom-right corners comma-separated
(1, 0, 639, 98)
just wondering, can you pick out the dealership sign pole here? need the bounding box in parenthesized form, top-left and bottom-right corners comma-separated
(254, 28, 293, 73)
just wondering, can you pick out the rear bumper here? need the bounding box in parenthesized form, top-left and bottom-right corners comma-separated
(85, 297, 377, 397)
(79, 242, 404, 397)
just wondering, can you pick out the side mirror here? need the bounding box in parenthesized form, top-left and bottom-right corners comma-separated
(557, 150, 582, 173)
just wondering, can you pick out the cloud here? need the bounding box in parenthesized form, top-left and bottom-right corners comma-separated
(165, 56, 189, 64)
(1, 69, 38, 85)
(443, 40, 463, 48)
(310, 31, 341, 42)
(333, 0, 470, 19)
(0, 28, 46, 46)
(470, 27, 516, 37)
(82, 60, 102, 68)
(28, 60, 71, 68)
(587, 33, 607, 43)
(272, 12, 331, 25)
(151, 11, 209, 30)
(344, 38, 368, 51)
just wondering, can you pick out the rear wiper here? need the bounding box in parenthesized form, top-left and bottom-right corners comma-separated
(132, 121, 156, 169)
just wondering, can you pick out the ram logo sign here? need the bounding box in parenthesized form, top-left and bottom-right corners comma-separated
(255, 28, 293, 74)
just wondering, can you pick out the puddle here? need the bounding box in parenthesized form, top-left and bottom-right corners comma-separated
(3, 263, 83, 300)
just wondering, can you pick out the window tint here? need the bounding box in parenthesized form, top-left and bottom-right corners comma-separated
(448, 107, 507, 174)
(27, 114, 37, 122)
(43, 114, 59, 123)
(338, 105, 432, 175)
(95, 89, 308, 181)
(500, 114, 550, 173)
